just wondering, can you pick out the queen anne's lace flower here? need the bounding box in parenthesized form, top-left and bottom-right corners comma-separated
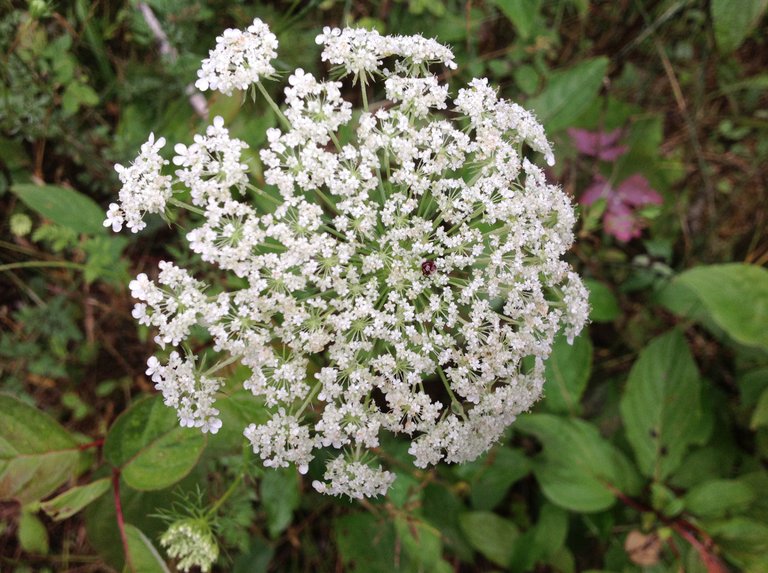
(108, 18, 588, 499)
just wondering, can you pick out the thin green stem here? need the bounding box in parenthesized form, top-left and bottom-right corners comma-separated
(203, 354, 242, 377)
(246, 182, 282, 205)
(256, 81, 291, 129)
(169, 198, 205, 215)
(0, 261, 86, 272)
(436, 365, 466, 419)
(295, 379, 323, 417)
(360, 79, 369, 112)
(206, 473, 244, 518)
(315, 189, 339, 215)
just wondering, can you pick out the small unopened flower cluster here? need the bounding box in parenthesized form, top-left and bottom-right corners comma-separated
(107, 18, 588, 500)
(160, 518, 219, 573)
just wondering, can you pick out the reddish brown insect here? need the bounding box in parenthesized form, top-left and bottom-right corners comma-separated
(421, 260, 437, 276)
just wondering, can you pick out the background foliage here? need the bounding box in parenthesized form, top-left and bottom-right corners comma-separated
(1, 0, 767, 571)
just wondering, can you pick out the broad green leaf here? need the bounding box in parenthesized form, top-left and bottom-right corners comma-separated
(492, 0, 541, 39)
(11, 183, 106, 235)
(18, 510, 49, 554)
(510, 503, 568, 573)
(683, 479, 755, 519)
(516, 414, 641, 512)
(711, 0, 768, 52)
(388, 471, 421, 508)
(669, 445, 736, 490)
(620, 330, 709, 480)
(459, 511, 519, 567)
(261, 467, 299, 538)
(584, 278, 620, 322)
(233, 537, 274, 573)
(674, 264, 768, 349)
(528, 58, 608, 132)
(469, 447, 530, 510)
(0, 394, 83, 504)
(547, 546, 576, 573)
(123, 523, 170, 573)
(208, 390, 269, 454)
(422, 484, 474, 561)
(395, 516, 444, 570)
(104, 396, 206, 491)
(41, 478, 110, 521)
(541, 333, 593, 415)
(739, 367, 768, 408)
(708, 517, 768, 558)
(335, 512, 397, 573)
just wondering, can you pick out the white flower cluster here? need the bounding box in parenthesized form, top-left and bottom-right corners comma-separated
(107, 19, 588, 499)
(316, 26, 457, 80)
(104, 133, 171, 233)
(160, 518, 219, 573)
(195, 18, 278, 95)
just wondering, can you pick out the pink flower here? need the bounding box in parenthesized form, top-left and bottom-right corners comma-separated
(581, 174, 663, 242)
(568, 128, 628, 161)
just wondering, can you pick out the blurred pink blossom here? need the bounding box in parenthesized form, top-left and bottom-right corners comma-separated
(568, 127, 629, 161)
(580, 174, 663, 242)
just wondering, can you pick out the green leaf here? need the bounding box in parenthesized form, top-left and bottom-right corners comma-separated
(620, 330, 709, 480)
(684, 479, 755, 519)
(711, 0, 768, 52)
(528, 58, 609, 132)
(233, 537, 274, 573)
(492, 0, 541, 39)
(541, 333, 593, 415)
(516, 414, 642, 512)
(123, 523, 171, 573)
(708, 517, 768, 557)
(395, 516, 444, 570)
(669, 445, 736, 490)
(673, 264, 768, 349)
(41, 478, 110, 521)
(0, 394, 83, 504)
(18, 510, 49, 555)
(83, 236, 130, 285)
(335, 512, 397, 573)
(61, 82, 100, 116)
(260, 467, 299, 539)
(510, 503, 568, 573)
(469, 447, 530, 511)
(584, 279, 620, 322)
(459, 511, 519, 567)
(422, 484, 474, 561)
(104, 396, 206, 491)
(10, 183, 107, 235)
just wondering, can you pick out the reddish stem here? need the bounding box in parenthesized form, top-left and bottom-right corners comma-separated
(606, 483, 729, 573)
(77, 438, 105, 451)
(112, 469, 135, 573)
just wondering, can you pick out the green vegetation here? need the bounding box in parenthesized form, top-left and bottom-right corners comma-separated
(1, 1, 767, 571)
